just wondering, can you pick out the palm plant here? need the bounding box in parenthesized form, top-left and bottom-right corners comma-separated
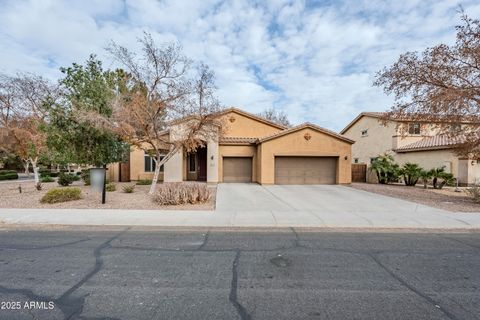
(400, 163, 422, 186)
(370, 154, 400, 184)
(429, 166, 454, 189)
(419, 169, 432, 189)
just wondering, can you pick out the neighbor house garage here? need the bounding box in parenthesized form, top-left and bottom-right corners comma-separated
(108, 108, 354, 185)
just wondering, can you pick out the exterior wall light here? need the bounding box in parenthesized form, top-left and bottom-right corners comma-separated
(344, 156, 348, 160)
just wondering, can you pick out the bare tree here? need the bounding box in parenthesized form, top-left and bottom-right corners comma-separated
(257, 107, 291, 127)
(374, 12, 480, 157)
(108, 33, 223, 194)
(0, 73, 58, 182)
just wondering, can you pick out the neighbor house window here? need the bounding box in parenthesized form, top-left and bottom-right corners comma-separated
(354, 158, 359, 164)
(361, 129, 368, 137)
(408, 123, 421, 135)
(144, 152, 164, 172)
(189, 154, 196, 172)
(451, 123, 461, 132)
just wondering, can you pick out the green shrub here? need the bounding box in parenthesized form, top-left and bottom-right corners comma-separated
(0, 172, 19, 180)
(106, 183, 116, 192)
(49, 172, 59, 177)
(369, 154, 400, 184)
(80, 169, 91, 186)
(0, 170, 17, 174)
(429, 167, 454, 189)
(40, 188, 82, 204)
(153, 183, 211, 205)
(399, 163, 423, 186)
(136, 179, 152, 185)
(122, 184, 135, 193)
(57, 173, 77, 186)
(40, 176, 55, 183)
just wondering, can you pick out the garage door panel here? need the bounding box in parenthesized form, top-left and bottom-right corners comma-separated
(223, 157, 252, 182)
(275, 157, 337, 184)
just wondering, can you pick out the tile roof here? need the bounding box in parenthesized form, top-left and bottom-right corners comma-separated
(396, 135, 462, 152)
(219, 136, 258, 145)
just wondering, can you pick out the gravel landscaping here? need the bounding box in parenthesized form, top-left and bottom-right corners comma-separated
(350, 182, 480, 212)
(0, 180, 216, 210)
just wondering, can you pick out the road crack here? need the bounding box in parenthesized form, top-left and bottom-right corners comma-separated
(368, 253, 459, 320)
(229, 251, 251, 320)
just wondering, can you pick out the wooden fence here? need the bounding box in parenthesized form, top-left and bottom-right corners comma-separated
(351, 163, 367, 183)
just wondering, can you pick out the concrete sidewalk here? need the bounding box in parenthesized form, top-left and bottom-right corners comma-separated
(1, 207, 480, 229)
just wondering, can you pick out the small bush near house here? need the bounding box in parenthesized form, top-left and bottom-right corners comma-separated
(136, 179, 152, 185)
(122, 185, 135, 193)
(369, 154, 400, 184)
(57, 173, 78, 186)
(399, 163, 422, 186)
(466, 185, 480, 203)
(81, 169, 90, 186)
(153, 183, 211, 205)
(0, 170, 19, 180)
(430, 167, 454, 189)
(40, 176, 55, 183)
(106, 183, 117, 192)
(40, 188, 82, 204)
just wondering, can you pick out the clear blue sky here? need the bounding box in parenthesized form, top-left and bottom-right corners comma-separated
(1, 0, 479, 131)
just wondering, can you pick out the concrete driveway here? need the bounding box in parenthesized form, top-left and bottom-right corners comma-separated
(215, 183, 479, 228)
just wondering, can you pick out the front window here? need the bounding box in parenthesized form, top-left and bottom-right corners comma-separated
(189, 154, 196, 172)
(451, 123, 461, 132)
(144, 152, 164, 172)
(408, 123, 421, 135)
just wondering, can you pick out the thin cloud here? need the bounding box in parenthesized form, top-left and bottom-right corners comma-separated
(0, 0, 476, 131)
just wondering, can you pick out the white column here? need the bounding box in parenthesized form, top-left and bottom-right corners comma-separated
(207, 138, 219, 183)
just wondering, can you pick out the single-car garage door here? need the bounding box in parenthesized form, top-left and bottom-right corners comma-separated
(275, 156, 337, 184)
(223, 157, 253, 182)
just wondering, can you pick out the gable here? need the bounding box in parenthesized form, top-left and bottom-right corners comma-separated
(220, 110, 284, 138)
(259, 127, 352, 156)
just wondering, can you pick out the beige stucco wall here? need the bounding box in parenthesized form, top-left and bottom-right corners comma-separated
(258, 128, 352, 184)
(459, 159, 480, 185)
(396, 149, 458, 176)
(129, 145, 165, 181)
(342, 116, 396, 164)
(164, 146, 183, 182)
(218, 145, 258, 182)
(220, 111, 282, 138)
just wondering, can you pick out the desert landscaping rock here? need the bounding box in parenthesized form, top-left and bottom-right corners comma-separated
(0, 180, 216, 210)
(350, 183, 479, 212)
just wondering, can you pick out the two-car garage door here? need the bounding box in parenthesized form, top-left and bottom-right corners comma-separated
(275, 156, 337, 184)
(223, 156, 337, 184)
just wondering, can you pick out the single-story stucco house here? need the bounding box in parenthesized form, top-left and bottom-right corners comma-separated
(108, 107, 354, 185)
(341, 112, 480, 185)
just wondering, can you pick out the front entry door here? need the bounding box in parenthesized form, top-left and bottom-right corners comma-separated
(197, 147, 207, 181)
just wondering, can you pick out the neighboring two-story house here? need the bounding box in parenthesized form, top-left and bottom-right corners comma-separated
(340, 112, 480, 185)
(108, 107, 354, 185)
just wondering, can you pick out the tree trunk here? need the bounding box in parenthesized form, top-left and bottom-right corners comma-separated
(148, 145, 180, 195)
(30, 157, 39, 184)
(23, 160, 30, 177)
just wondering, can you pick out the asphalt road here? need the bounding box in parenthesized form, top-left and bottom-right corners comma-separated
(0, 227, 479, 320)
